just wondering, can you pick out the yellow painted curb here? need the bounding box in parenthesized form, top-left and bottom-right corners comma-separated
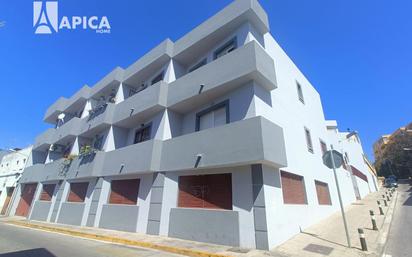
(6, 221, 231, 257)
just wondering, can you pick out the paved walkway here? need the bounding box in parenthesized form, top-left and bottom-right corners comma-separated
(274, 188, 397, 257)
(1, 187, 397, 257)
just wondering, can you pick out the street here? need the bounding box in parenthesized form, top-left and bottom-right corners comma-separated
(0, 223, 182, 257)
(383, 180, 412, 257)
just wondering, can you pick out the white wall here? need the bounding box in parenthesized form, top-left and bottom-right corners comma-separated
(0, 146, 32, 210)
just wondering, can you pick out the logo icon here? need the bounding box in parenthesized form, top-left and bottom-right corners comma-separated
(33, 1, 58, 34)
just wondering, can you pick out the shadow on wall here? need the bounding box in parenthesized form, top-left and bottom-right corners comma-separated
(0, 248, 56, 257)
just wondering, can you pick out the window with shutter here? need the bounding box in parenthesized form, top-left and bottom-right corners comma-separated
(213, 38, 237, 60)
(134, 124, 151, 144)
(39, 184, 56, 201)
(178, 173, 232, 210)
(320, 140, 327, 155)
(67, 182, 89, 203)
(196, 101, 229, 131)
(296, 82, 305, 103)
(109, 179, 140, 205)
(280, 171, 307, 204)
(305, 127, 313, 153)
(315, 180, 332, 205)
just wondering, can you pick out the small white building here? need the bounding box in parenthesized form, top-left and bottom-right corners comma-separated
(0, 146, 32, 214)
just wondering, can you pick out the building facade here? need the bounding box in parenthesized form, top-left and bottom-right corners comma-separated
(0, 146, 32, 215)
(10, 0, 377, 250)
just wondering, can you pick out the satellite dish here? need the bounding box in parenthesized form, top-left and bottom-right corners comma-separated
(57, 113, 65, 120)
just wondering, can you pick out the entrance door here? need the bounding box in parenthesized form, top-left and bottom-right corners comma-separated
(1, 187, 15, 215)
(15, 184, 37, 217)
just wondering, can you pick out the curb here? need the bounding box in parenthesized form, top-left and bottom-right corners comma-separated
(5, 221, 231, 257)
(374, 190, 398, 257)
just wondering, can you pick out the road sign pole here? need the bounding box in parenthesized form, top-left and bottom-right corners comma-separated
(330, 145, 351, 248)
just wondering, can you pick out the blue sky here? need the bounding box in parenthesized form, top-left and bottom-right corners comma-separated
(0, 0, 410, 160)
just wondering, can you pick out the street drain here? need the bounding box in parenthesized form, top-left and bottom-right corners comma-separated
(303, 244, 334, 255)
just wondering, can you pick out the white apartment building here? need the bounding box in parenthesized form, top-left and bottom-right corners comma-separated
(9, 0, 377, 250)
(0, 146, 32, 215)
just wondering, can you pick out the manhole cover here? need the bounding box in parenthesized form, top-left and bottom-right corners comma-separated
(303, 244, 334, 255)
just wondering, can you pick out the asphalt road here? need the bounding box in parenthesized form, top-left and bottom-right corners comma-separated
(0, 223, 181, 257)
(383, 180, 412, 257)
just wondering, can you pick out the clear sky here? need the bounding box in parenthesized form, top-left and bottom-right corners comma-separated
(0, 0, 410, 160)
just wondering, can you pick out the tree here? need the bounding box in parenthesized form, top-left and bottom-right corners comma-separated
(375, 123, 412, 178)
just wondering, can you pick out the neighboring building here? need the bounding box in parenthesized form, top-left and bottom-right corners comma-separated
(373, 134, 391, 161)
(9, 0, 376, 249)
(0, 146, 32, 215)
(373, 122, 412, 178)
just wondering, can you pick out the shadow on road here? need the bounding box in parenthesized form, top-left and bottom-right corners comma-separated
(0, 248, 56, 257)
(397, 180, 412, 206)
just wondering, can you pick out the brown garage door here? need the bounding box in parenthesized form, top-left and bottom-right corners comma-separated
(280, 171, 307, 204)
(15, 183, 38, 217)
(178, 173, 232, 210)
(109, 179, 140, 205)
(1, 187, 15, 215)
(39, 184, 56, 201)
(315, 180, 332, 205)
(67, 182, 89, 202)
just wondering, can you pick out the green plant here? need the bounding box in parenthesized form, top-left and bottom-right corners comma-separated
(79, 145, 97, 157)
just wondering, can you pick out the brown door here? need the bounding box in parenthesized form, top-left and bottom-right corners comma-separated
(1, 187, 15, 215)
(15, 184, 37, 217)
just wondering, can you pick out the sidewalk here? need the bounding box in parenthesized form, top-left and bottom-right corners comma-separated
(274, 189, 397, 257)
(0, 188, 397, 257)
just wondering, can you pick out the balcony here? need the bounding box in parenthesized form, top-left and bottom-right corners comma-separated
(160, 116, 287, 171)
(112, 82, 168, 127)
(19, 159, 66, 183)
(89, 67, 124, 98)
(80, 103, 115, 137)
(53, 117, 82, 144)
(33, 128, 55, 151)
(44, 97, 68, 124)
(64, 151, 106, 179)
(98, 139, 162, 176)
(167, 41, 277, 113)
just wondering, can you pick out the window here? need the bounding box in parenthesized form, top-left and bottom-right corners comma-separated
(213, 38, 237, 60)
(67, 182, 89, 203)
(305, 127, 313, 153)
(296, 82, 304, 103)
(280, 171, 307, 204)
(315, 180, 331, 205)
(151, 72, 164, 85)
(195, 100, 229, 131)
(93, 135, 104, 151)
(134, 124, 152, 144)
(188, 58, 207, 73)
(178, 173, 232, 210)
(109, 179, 140, 205)
(39, 184, 56, 201)
(320, 140, 327, 155)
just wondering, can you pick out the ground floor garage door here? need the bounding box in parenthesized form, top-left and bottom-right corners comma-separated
(1, 187, 15, 215)
(15, 183, 37, 217)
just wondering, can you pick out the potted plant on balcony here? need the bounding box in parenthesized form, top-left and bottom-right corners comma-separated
(59, 154, 77, 177)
